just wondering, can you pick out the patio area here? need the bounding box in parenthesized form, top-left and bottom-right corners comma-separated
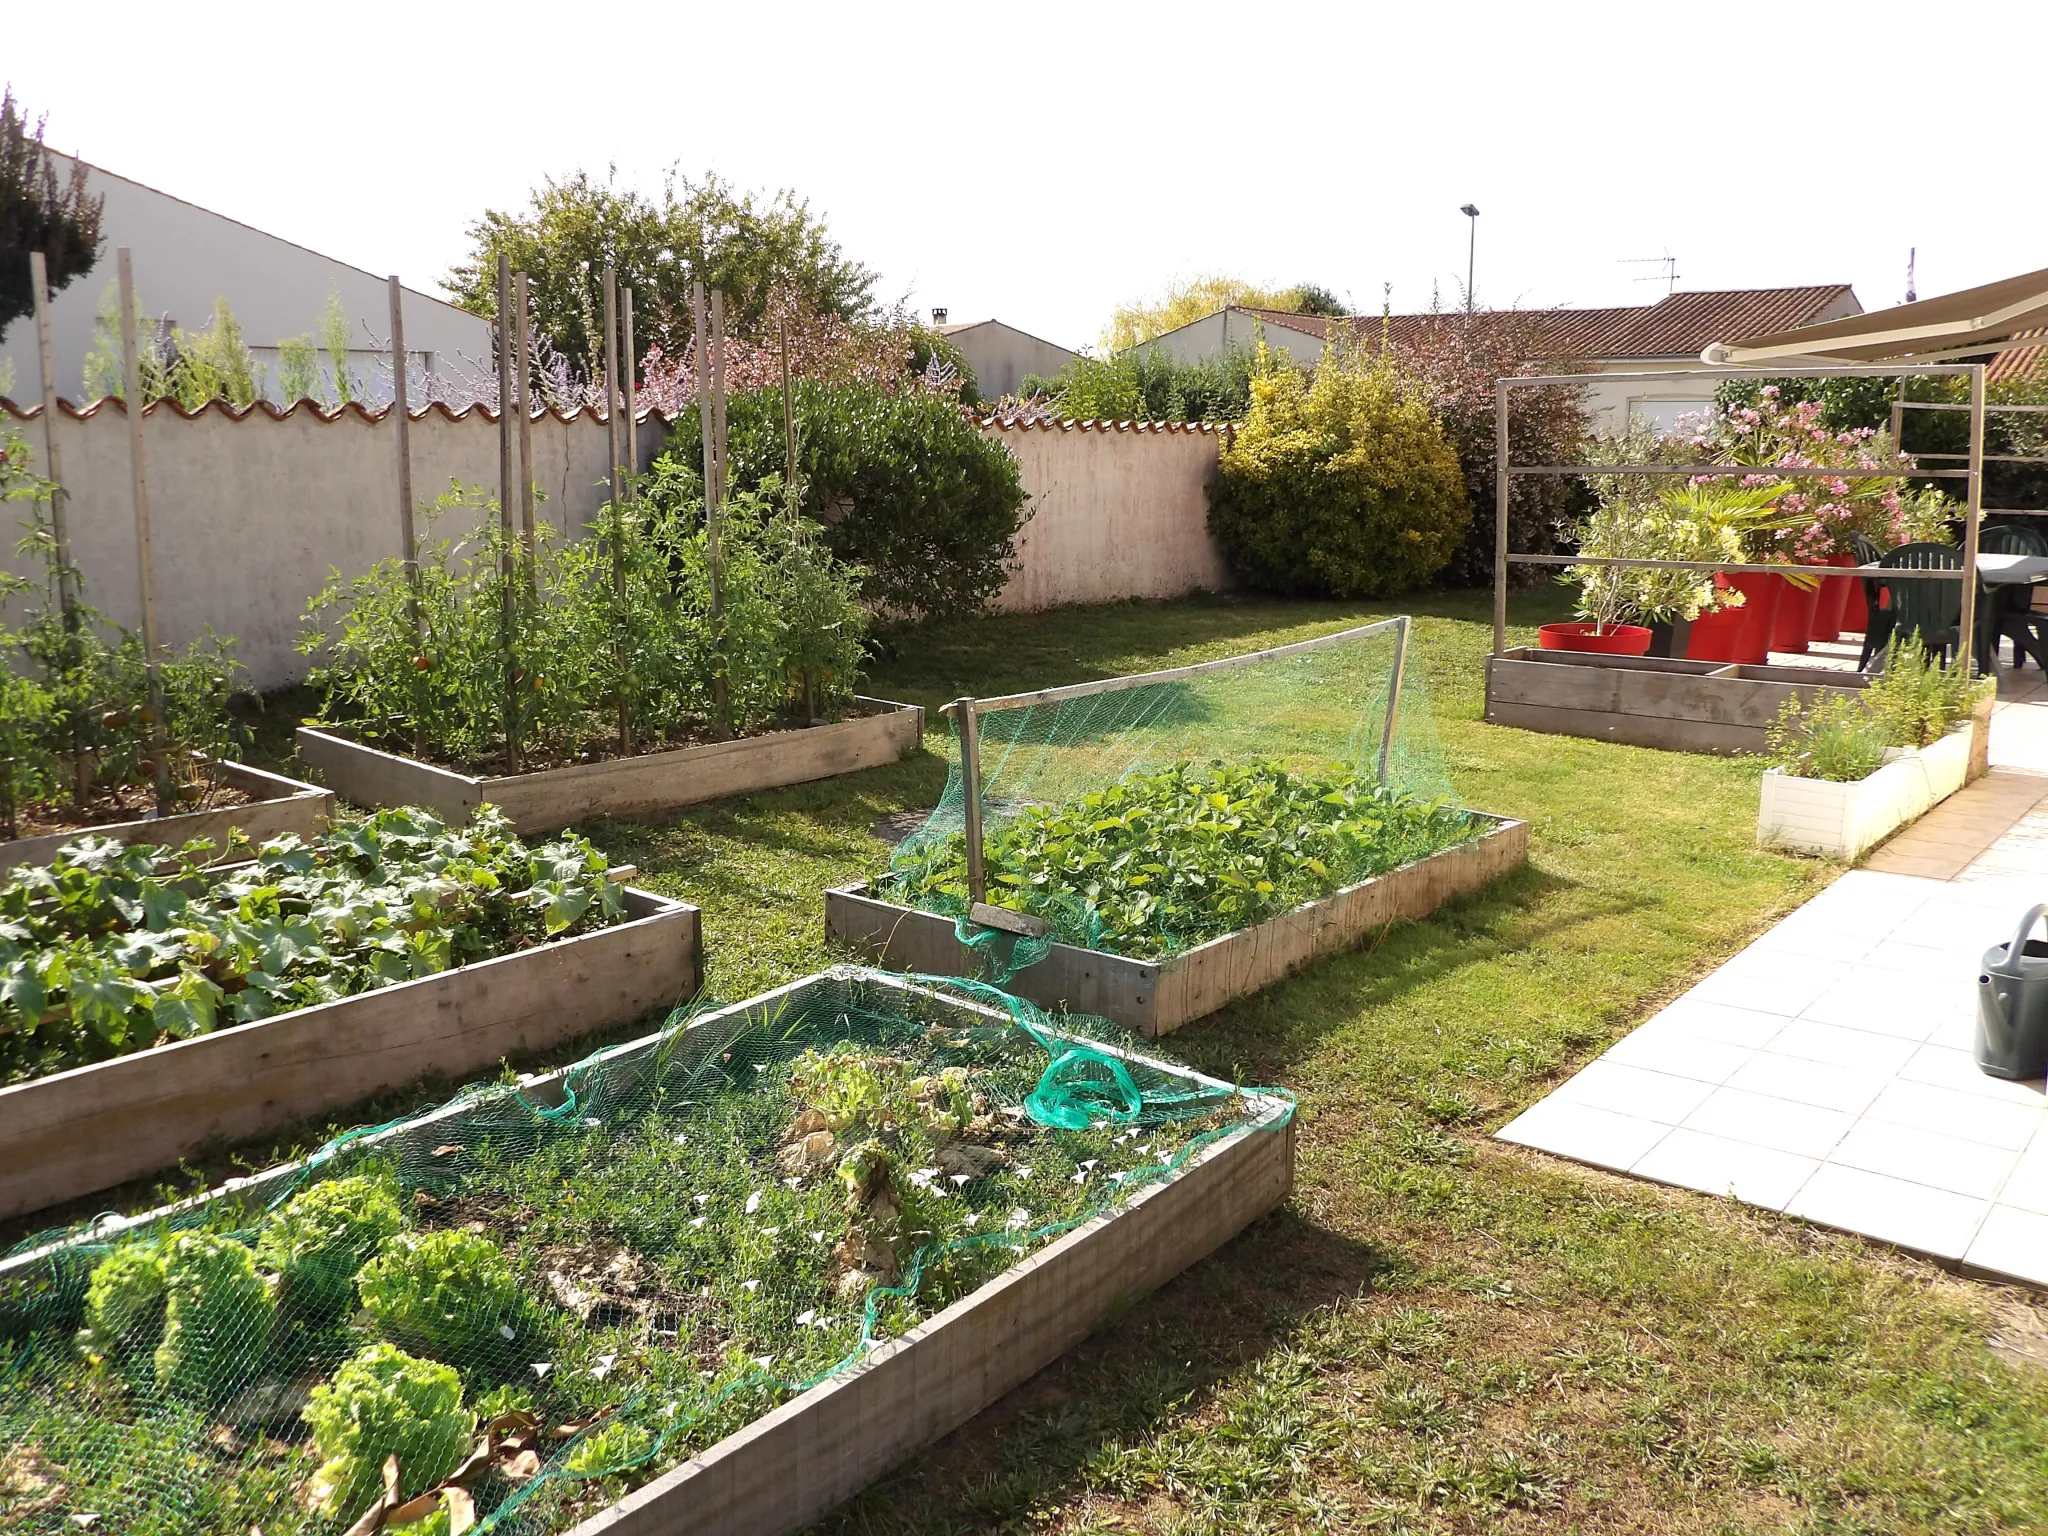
(1500, 660, 2048, 1286)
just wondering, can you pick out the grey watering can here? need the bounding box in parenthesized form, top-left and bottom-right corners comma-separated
(1977, 903, 2048, 1080)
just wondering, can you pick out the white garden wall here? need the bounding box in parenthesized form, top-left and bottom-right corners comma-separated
(0, 399, 1234, 690)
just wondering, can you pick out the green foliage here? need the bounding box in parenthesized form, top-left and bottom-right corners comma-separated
(1862, 636, 1987, 747)
(1099, 273, 1350, 352)
(255, 1173, 406, 1320)
(77, 1239, 166, 1360)
(1019, 344, 1267, 422)
(1764, 693, 1891, 783)
(153, 1231, 272, 1398)
(0, 86, 104, 335)
(303, 480, 869, 768)
(319, 285, 358, 406)
(447, 168, 877, 375)
(1765, 639, 1987, 779)
(276, 332, 322, 406)
(658, 383, 1027, 622)
(0, 806, 628, 1086)
(356, 1229, 528, 1367)
(302, 1342, 474, 1524)
(1207, 347, 1471, 597)
(81, 287, 265, 409)
(884, 760, 1477, 959)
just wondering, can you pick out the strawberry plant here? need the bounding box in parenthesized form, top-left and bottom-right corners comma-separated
(0, 805, 629, 1086)
(883, 760, 1478, 958)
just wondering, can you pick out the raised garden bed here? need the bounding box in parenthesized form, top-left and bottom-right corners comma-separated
(829, 813, 1529, 1036)
(0, 969, 1293, 1536)
(0, 873, 700, 1221)
(1484, 647, 1871, 755)
(1758, 713, 1986, 859)
(0, 758, 333, 873)
(297, 697, 925, 835)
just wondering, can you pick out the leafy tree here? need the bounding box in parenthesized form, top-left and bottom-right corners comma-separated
(1101, 274, 1351, 352)
(1019, 344, 1276, 422)
(0, 87, 103, 336)
(447, 169, 877, 379)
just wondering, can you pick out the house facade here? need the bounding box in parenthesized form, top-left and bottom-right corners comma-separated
(934, 316, 1081, 402)
(0, 153, 488, 406)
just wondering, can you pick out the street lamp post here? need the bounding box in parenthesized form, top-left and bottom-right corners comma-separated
(1460, 204, 1480, 311)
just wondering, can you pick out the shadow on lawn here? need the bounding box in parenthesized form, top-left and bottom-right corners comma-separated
(818, 1205, 1401, 1536)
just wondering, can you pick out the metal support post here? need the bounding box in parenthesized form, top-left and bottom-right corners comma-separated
(1962, 364, 1986, 676)
(1492, 377, 1509, 657)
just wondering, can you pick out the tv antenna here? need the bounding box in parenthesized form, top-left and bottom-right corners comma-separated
(1621, 253, 1682, 296)
(1905, 246, 1917, 303)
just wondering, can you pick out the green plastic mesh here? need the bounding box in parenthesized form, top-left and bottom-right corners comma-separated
(878, 618, 1472, 969)
(0, 966, 1290, 1535)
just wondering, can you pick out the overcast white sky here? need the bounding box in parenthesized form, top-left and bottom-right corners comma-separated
(13, 0, 2046, 351)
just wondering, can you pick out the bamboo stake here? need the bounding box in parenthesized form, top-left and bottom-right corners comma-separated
(604, 262, 631, 756)
(623, 287, 637, 497)
(779, 313, 798, 520)
(710, 288, 731, 738)
(493, 255, 520, 773)
(515, 270, 536, 584)
(388, 277, 427, 757)
(30, 252, 88, 802)
(115, 249, 172, 817)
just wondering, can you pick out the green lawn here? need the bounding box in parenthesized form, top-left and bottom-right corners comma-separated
(39, 587, 2048, 1533)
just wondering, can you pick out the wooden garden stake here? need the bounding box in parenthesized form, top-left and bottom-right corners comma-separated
(515, 270, 536, 585)
(604, 262, 632, 756)
(31, 252, 88, 800)
(778, 309, 815, 721)
(623, 286, 638, 498)
(699, 285, 732, 739)
(388, 277, 428, 757)
(496, 254, 521, 774)
(115, 249, 173, 818)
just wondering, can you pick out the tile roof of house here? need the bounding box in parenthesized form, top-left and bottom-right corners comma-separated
(1220, 286, 1859, 363)
(1990, 330, 2047, 383)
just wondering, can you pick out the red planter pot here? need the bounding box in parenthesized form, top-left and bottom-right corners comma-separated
(1687, 573, 1783, 664)
(1538, 622, 1653, 656)
(1768, 573, 1822, 656)
(1810, 553, 1858, 642)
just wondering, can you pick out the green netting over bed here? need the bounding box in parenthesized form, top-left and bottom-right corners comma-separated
(0, 967, 1291, 1535)
(878, 617, 1472, 965)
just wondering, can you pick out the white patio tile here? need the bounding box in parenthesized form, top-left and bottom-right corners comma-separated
(1599, 1029, 1755, 1085)
(1897, 1043, 2048, 1107)
(1893, 901, 2026, 951)
(1690, 953, 1850, 1018)
(1726, 1052, 1891, 1116)
(1680, 1085, 1856, 1160)
(1798, 968, 1976, 1039)
(1631, 1129, 1817, 1211)
(1826, 1120, 2019, 1200)
(1858, 940, 1987, 985)
(1864, 1078, 2046, 1152)
(1925, 1013, 1981, 1051)
(1964, 1205, 2048, 1287)
(1638, 998, 1790, 1050)
(1990, 1150, 2048, 1217)
(1763, 1020, 1923, 1077)
(1550, 1060, 1716, 1125)
(1496, 1097, 1671, 1173)
(1787, 1164, 1989, 1260)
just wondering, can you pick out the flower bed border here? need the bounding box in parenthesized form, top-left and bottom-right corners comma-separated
(0, 886, 701, 1221)
(295, 698, 924, 836)
(1757, 711, 1986, 859)
(0, 759, 334, 873)
(826, 813, 1529, 1037)
(0, 971, 1295, 1536)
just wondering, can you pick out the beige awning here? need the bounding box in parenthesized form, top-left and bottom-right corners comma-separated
(1702, 266, 2048, 365)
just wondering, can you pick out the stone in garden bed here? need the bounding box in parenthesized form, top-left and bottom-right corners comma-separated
(297, 696, 925, 835)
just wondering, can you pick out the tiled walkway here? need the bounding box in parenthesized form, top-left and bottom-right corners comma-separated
(1499, 662, 2048, 1287)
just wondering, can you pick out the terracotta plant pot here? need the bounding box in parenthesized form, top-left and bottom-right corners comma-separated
(1538, 622, 1654, 656)
(1810, 553, 1859, 642)
(1686, 573, 1782, 664)
(1767, 573, 1822, 656)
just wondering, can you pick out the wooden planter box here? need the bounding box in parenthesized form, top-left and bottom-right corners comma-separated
(1758, 716, 1982, 859)
(0, 886, 701, 1221)
(296, 697, 926, 835)
(827, 814, 1529, 1037)
(0, 759, 333, 873)
(1484, 648, 1868, 755)
(0, 971, 1294, 1536)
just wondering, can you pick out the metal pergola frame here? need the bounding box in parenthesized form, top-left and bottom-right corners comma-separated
(1490, 362, 1991, 665)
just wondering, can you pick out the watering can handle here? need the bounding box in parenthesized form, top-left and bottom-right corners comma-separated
(2011, 904, 2048, 959)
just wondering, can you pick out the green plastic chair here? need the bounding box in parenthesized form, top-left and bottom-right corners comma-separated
(1980, 523, 2048, 670)
(1875, 542, 1963, 667)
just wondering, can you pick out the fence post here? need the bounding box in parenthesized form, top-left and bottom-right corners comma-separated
(950, 699, 988, 906)
(114, 249, 172, 817)
(388, 277, 428, 757)
(514, 270, 536, 580)
(623, 286, 637, 495)
(496, 255, 521, 774)
(603, 263, 632, 756)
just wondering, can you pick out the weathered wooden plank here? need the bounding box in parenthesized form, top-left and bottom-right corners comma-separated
(573, 1101, 1295, 1536)
(1485, 698, 1771, 754)
(0, 759, 335, 873)
(826, 816, 1528, 1037)
(0, 889, 701, 1220)
(296, 698, 924, 835)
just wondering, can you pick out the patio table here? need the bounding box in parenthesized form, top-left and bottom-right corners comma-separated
(1846, 553, 2048, 585)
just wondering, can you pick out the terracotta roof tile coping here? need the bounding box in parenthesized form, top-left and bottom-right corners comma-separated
(976, 415, 1227, 434)
(0, 395, 669, 427)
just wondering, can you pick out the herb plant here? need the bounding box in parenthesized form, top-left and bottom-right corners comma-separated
(883, 759, 1478, 958)
(1765, 638, 1990, 781)
(0, 805, 629, 1086)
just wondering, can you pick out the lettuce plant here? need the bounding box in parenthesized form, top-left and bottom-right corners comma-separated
(76, 1239, 166, 1360)
(255, 1173, 405, 1320)
(302, 1342, 473, 1524)
(357, 1229, 528, 1367)
(153, 1231, 274, 1398)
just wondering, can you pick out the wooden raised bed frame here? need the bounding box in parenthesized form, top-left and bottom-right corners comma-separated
(0, 886, 701, 1221)
(826, 813, 1529, 1037)
(0, 758, 334, 873)
(296, 696, 925, 835)
(0, 971, 1295, 1536)
(1484, 647, 1870, 755)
